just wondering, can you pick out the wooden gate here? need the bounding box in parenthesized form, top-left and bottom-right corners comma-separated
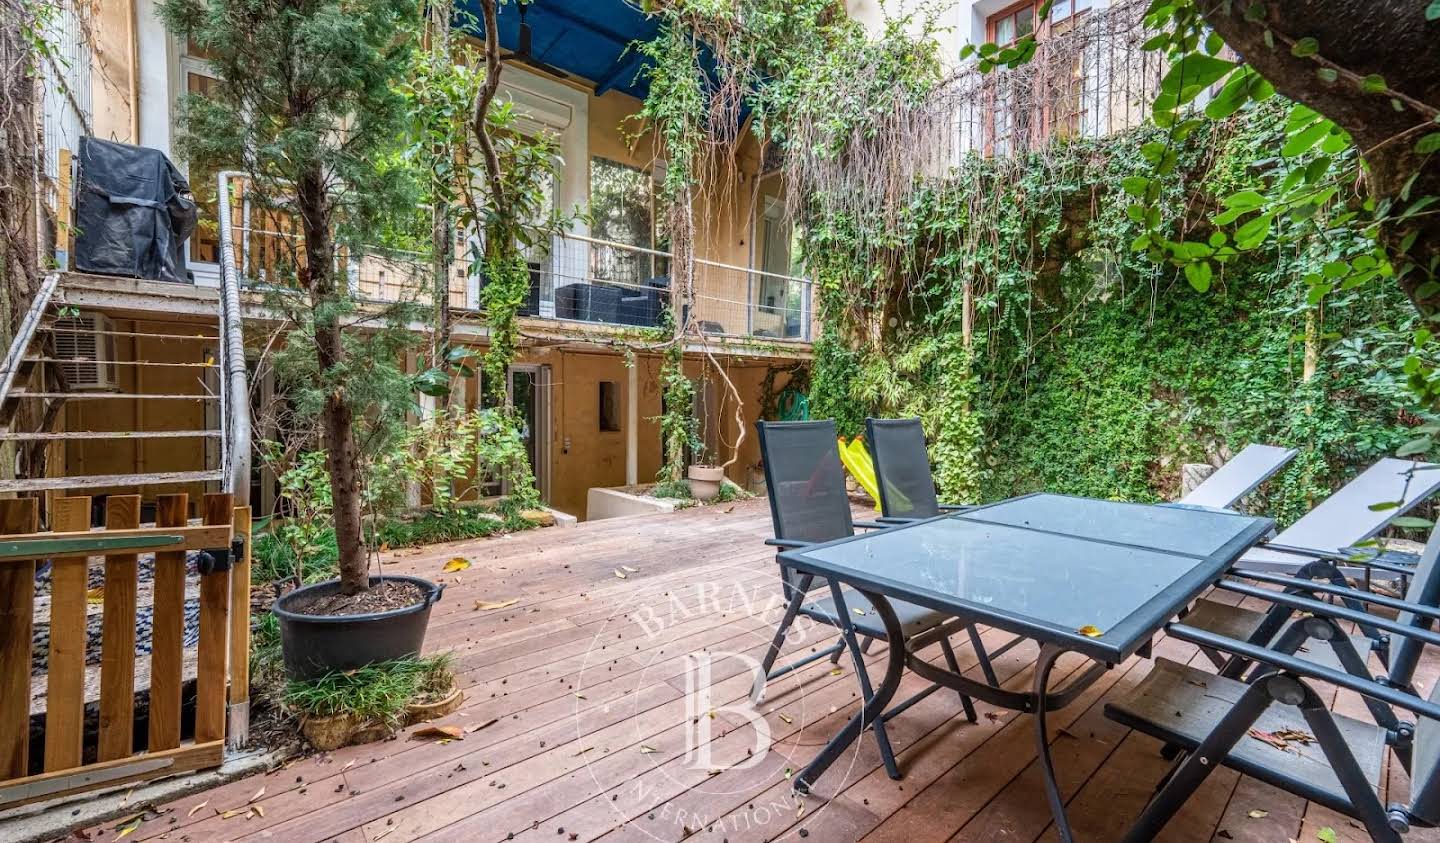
(0, 492, 251, 808)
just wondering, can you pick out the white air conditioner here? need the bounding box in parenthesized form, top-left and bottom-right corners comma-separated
(52, 313, 119, 391)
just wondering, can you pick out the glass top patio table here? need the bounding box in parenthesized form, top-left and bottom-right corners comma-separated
(780, 492, 1274, 664)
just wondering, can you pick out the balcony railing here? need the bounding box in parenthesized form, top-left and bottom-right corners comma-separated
(216, 174, 814, 343)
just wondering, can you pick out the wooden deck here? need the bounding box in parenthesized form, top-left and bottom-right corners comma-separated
(87, 500, 1440, 843)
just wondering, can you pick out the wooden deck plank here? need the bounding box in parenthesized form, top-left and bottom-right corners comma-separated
(69, 499, 1437, 843)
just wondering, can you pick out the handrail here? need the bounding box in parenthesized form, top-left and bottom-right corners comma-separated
(0, 273, 62, 412)
(216, 171, 252, 507)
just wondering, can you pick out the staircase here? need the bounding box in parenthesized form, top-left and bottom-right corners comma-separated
(0, 272, 242, 497)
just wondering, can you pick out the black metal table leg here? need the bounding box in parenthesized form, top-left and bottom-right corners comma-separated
(1033, 643, 1073, 843)
(793, 587, 905, 795)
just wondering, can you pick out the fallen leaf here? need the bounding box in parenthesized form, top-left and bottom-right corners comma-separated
(783, 767, 793, 779)
(219, 809, 245, 820)
(410, 725, 464, 741)
(1272, 728, 1315, 745)
(115, 818, 141, 839)
(1248, 809, 1269, 819)
(86, 587, 105, 605)
(614, 570, 627, 579)
(622, 565, 638, 572)
(984, 712, 1004, 723)
(852, 607, 867, 616)
(1077, 625, 1103, 638)
(829, 668, 843, 676)
(187, 800, 209, 818)
(778, 713, 794, 725)
(1317, 828, 1337, 843)
(248, 787, 265, 803)
(474, 598, 519, 611)
(341, 759, 357, 772)
(1247, 729, 1291, 751)
(639, 745, 658, 754)
(252, 805, 265, 819)
(573, 747, 594, 756)
(442, 558, 472, 573)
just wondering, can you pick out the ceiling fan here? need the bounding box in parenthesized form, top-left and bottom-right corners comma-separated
(501, 1, 569, 79)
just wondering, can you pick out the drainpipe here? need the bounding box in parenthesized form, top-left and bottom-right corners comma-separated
(215, 171, 251, 508)
(127, 0, 140, 141)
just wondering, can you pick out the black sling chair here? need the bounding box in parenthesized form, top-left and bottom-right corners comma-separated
(751, 420, 980, 780)
(1105, 525, 1440, 841)
(863, 417, 1007, 687)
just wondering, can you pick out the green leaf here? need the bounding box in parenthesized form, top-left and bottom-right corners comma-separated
(1121, 176, 1150, 197)
(1222, 189, 1266, 209)
(1360, 74, 1387, 94)
(1428, 0, 1440, 21)
(1290, 37, 1319, 57)
(1368, 500, 1402, 511)
(1315, 67, 1339, 83)
(1417, 133, 1440, 154)
(1234, 213, 1274, 249)
(1393, 516, 1436, 530)
(1315, 827, 1337, 843)
(1183, 261, 1213, 292)
(1283, 120, 1330, 157)
(1154, 55, 1236, 115)
(1398, 437, 1434, 457)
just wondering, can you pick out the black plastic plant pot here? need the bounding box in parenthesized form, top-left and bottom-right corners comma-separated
(272, 575, 445, 681)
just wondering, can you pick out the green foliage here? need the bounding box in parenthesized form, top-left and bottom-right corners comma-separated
(283, 654, 454, 726)
(804, 102, 1421, 519)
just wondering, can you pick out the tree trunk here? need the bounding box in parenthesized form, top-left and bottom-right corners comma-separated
(296, 166, 369, 595)
(1198, 1, 1440, 314)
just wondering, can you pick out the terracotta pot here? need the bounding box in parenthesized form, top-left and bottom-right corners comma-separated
(687, 465, 725, 501)
(405, 686, 464, 722)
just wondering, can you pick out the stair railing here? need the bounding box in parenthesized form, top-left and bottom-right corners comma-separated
(0, 273, 62, 412)
(215, 171, 252, 508)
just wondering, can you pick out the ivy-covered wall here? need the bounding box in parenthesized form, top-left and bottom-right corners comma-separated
(806, 102, 1417, 523)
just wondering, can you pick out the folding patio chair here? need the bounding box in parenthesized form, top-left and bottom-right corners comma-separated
(864, 417, 969, 522)
(752, 420, 980, 779)
(1105, 560, 1440, 842)
(1185, 457, 1440, 669)
(1175, 443, 1297, 510)
(865, 417, 1008, 681)
(1164, 525, 1440, 768)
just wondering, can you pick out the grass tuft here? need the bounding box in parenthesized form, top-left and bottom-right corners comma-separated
(282, 653, 455, 726)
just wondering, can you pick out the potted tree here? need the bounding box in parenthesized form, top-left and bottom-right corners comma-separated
(162, 0, 444, 680)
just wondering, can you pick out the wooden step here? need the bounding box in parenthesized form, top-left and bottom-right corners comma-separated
(0, 470, 224, 493)
(7, 392, 217, 401)
(0, 430, 221, 441)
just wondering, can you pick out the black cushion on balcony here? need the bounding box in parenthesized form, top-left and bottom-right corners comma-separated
(555, 283, 622, 323)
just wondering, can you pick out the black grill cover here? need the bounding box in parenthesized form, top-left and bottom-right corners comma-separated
(74, 137, 198, 282)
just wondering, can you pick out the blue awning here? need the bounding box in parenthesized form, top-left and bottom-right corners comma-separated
(456, 0, 662, 100)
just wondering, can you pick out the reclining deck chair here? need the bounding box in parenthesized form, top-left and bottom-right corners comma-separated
(1174, 443, 1297, 510)
(752, 420, 980, 779)
(1106, 529, 1440, 841)
(1185, 457, 1440, 669)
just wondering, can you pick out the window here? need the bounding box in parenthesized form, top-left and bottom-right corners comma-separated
(983, 0, 1093, 154)
(181, 67, 222, 265)
(598, 381, 620, 432)
(588, 157, 666, 286)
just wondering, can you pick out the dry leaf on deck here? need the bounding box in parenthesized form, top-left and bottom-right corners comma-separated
(778, 713, 794, 725)
(248, 787, 265, 803)
(466, 718, 498, 734)
(614, 570, 627, 579)
(474, 598, 519, 611)
(1247, 729, 1291, 751)
(1247, 809, 1269, 819)
(187, 801, 209, 818)
(410, 725, 464, 741)
(1077, 625, 1103, 638)
(1316, 828, 1337, 843)
(622, 565, 639, 573)
(1272, 728, 1315, 745)
(639, 745, 658, 754)
(442, 558, 472, 573)
(252, 805, 265, 819)
(114, 818, 142, 839)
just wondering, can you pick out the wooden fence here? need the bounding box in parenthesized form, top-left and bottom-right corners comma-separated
(0, 492, 251, 809)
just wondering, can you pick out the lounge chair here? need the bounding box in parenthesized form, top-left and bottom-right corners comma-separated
(1105, 544, 1440, 841)
(752, 420, 981, 779)
(1175, 443, 1297, 510)
(1184, 457, 1440, 670)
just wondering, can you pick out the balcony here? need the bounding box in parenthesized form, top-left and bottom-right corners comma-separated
(216, 172, 813, 346)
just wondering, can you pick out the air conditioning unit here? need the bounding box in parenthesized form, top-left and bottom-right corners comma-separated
(52, 313, 119, 391)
